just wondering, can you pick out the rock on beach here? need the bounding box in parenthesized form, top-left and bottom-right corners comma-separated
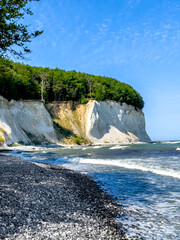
(0, 153, 127, 240)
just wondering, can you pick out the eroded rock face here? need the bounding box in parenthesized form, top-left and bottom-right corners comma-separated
(46, 100, 151, 144)
(9, 100, 57, 143)
(0, 97, 57, 145)
(86, 101, 151, 143)
(45, 101, 88, 138)
(0, 97, 30, 145)
(0, 96, 150, 145)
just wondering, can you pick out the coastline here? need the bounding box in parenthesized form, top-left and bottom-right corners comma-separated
(0, 140, 151, 152)
(0, 153, 128, 240)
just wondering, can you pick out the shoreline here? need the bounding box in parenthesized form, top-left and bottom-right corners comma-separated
(0, 153, 128, 239)
(0, 140, 151, 152)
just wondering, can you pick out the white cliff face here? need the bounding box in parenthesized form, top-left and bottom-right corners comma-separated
(9, 100, 57, 143)
(0, 97, 57, 145)
(0, 96, 150, 145)
(86, 101, 151, 143)
(0, 97, 30, 145)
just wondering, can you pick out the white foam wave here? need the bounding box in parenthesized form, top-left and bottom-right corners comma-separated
(110, 145, 128, 150)
(74, 158, 180, 179)
(162, 141, 180, 144)
(176, 148, 180, 151)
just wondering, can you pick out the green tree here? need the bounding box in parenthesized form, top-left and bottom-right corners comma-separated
(0, 59, 145, 109)
(52, 69, 67, 101)
(0, 0, 43, 59)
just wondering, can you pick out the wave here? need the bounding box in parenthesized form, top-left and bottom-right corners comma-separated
(81, 146, 103, 150)
(110, 145, 128, 150)
(176, 148, 180, 151)
(74, 158, 180, 179)
(8, 150, 35, 162)
(162, 141, 180, 144)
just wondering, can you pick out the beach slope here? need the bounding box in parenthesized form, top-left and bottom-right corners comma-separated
(0, 154, 127, 239)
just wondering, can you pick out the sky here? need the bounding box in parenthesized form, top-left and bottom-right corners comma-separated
(20, 0, 180, 141)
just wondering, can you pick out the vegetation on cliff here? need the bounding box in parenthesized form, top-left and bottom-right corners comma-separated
(0, 58, 144, 109)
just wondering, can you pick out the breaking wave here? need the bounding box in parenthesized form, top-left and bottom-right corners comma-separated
(162, 141, 180, 144)
(109, 145, 128, 150)
(72, 158, 180, 179)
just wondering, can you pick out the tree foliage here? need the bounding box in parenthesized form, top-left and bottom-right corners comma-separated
(0, 0, 43, 59)
(0, 58, 144, 109)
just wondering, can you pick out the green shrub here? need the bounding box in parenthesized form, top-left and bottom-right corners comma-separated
(0, 128, 6, 145)
(73, 136, 88, 145)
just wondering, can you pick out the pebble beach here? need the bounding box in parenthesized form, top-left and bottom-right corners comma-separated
(0, 153, 127, 240)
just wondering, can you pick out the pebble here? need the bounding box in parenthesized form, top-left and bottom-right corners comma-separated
(0, 154, 128, 239)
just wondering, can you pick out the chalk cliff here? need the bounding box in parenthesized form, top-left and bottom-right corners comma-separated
(46, 100, 151, 144)
(86, 101, 150, 143)
(0, 97, 30, 145)
(0, 97, 150, 146)
(0, 96, 57, 145)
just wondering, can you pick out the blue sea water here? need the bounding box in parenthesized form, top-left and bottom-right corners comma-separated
(12, 141, 180, 239)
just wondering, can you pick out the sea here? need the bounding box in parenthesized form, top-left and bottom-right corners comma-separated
(11, 141, 180, 240)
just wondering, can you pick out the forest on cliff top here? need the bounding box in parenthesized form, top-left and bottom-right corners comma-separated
(0, 58, 144, 109)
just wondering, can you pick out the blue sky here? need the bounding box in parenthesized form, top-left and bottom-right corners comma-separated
(21, 0, 180, 141)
